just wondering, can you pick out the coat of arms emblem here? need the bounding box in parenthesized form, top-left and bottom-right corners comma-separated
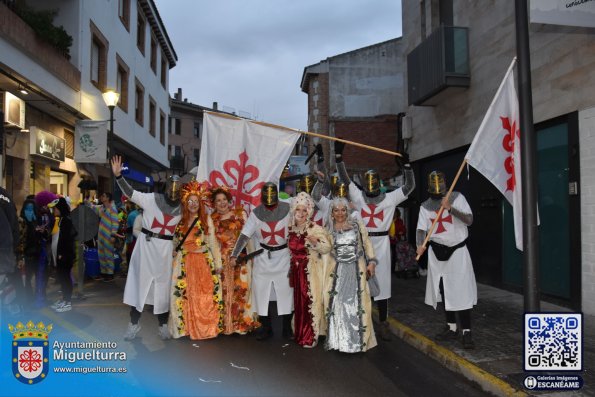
(9, 321, 53, 384)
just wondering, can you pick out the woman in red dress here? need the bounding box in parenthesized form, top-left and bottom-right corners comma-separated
(288, 192, 331, 348)
(211, 188, 259, 335)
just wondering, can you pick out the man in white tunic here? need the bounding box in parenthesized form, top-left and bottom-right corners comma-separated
(416, 171, 477, 349)
(230, 182, 293, 341)
(335, 141, 415, 341)
(111, 156, 181, 341)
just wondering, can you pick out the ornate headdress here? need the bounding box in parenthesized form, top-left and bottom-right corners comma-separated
(290, 191, 315, 222)
(181, 180, 211, 207)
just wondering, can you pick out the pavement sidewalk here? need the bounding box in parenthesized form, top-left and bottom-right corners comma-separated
(385, 274, 594, 396)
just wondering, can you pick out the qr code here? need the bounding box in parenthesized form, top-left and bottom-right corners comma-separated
(524, 313, 582, 371)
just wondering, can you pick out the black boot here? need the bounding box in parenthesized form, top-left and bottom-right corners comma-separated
(256, 316, 273, 341)
(281, 313, 294, 340)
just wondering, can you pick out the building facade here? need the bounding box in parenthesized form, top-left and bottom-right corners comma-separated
(401, 0, 594, 314)
(300, 38, 407, 182)
(0, 0, 176, 206)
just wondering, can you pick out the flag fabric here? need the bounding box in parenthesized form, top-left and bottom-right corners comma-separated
(465, 59, 525, 250)
(74, 120, 108, 163)
(197, 112, 300, 213)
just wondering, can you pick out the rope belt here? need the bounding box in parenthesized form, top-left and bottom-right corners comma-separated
(141, 228, 174, 241)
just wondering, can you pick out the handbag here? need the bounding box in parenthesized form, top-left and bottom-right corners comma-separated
(368, 274, 380, 298)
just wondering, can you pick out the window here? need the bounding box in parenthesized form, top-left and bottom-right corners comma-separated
(193, 148, 200, 167)
(118, 0, 130, 31)
(159, 110, 166, 145)
(90, 22, 108, 91)
(134, 78, 144, 126)
(150, 35, 157, 73)
(175, 118, 181, 135)
(193, 122, 201, 138)
(116, 54, 129, 113)
(149, 97, 156, 137)
(136, 10, 145, 55)
(169, 145, 181, 159)
(64, 130, 74, 159)
(160, 52, 167, 88)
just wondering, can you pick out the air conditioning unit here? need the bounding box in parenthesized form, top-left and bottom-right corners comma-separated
(4, 92, 25, 129)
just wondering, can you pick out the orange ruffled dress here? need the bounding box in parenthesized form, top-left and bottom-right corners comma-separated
(212, 208, 259, 334)
(170, 217, 223, 340)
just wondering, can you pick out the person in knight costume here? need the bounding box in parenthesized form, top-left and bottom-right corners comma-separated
(111, 155, 181, 341)
(299, 174, 325, 227)
(416, 171, 477, 349)
(335, 140, 415, 341)
(229, 182, 293, 341)
(311, 143, 352, 224)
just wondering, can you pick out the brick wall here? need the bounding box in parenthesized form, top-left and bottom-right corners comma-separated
(334, 117, 398, 181)
(580, 107, 595, 315)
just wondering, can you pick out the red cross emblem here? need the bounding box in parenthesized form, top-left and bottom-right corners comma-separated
(501, 116, 520, 192)
(361, 204, 384, 228)
(19, 349, 42, 373)
(261, 221, 285, 245)
(209, 151, 265, 211)
(151, 214, 177, 234)
(430, 210, 452, 234)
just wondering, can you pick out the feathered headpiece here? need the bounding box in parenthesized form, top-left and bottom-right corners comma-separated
(181, 180, 211, 207)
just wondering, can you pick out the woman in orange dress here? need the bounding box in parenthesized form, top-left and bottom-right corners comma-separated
(211, 187, 259, 335)
(169, 181, 223, 340)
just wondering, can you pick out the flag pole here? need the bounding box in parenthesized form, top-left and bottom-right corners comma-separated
(204, 111, 403, 157)
(416, 158, 468, 261)
(515, 0, 540, 312)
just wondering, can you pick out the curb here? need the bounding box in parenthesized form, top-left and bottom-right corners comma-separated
(384, 316, 528, 397)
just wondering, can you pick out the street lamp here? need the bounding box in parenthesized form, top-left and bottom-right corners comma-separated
(102, 89, 119, 191)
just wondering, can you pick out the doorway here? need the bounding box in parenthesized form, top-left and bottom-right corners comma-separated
(501, 112, 581, 309)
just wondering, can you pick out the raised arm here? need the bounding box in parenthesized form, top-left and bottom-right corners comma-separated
(334, 140, 352, 185)
(111, 155, 135, 198)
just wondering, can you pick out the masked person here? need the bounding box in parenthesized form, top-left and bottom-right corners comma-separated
(416, 171, 476, 349)
(335, 141, 415, 341)
(229, 182, 293, 341)
(298, 174, 325, 227)
(111, 156, 181, 341)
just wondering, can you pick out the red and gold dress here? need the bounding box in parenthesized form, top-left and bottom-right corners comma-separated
(288, 222, 332, 347)
(169, 216, 223, 340)
(212, 207, 259, 334)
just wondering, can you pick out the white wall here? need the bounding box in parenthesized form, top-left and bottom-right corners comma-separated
(78, 0, 171, 166)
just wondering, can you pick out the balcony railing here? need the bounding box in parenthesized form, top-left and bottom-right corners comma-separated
(407, 26, 470, 106)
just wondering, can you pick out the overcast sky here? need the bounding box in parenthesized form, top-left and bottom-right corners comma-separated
(154, 0, 402, 130)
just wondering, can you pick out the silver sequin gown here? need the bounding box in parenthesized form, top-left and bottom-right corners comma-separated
(326, 227, 365, 353)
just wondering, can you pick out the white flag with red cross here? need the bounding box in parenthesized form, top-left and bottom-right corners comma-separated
(465, 59, 526, 250)
(197, 112, 300, 213)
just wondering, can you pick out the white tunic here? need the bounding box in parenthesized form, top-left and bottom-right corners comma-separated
(349, 183, 406, 301)
(242, 210, 293, 316)
(417, 194, 477, 311)
(123, 191, 180, 314)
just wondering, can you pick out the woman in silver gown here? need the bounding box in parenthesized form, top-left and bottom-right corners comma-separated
(324, 198, 378, 353)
